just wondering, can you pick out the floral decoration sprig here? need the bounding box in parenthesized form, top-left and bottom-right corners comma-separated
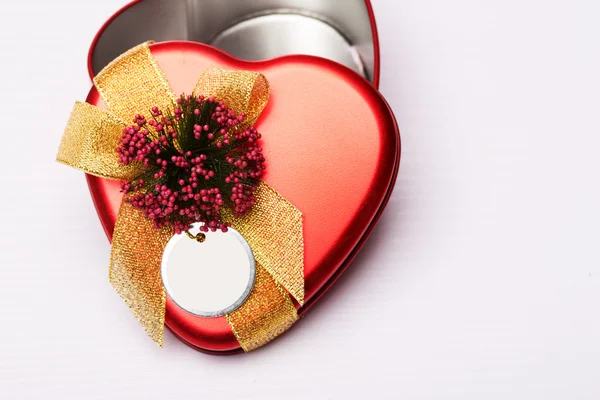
(116, 95, 265, 234)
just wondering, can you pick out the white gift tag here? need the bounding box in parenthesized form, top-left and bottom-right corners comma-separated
(161, 224, 256, 317)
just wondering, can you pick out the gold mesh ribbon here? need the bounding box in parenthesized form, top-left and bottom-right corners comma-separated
(56, 42, 303, 351)
(226, 265, 298, 352)
(94, 41, 176, 123)
(223, 182, 304, 305)
(193, 66, 270, 128)
(110, 202, 172, 346)
(57, 102, 140, 181)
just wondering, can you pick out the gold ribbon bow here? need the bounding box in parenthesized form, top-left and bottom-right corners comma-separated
(57, 42, 304, 352)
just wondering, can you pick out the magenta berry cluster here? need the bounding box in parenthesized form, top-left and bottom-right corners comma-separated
(116, 94, 265, 234)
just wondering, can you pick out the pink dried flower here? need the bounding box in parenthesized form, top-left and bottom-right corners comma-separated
(117, 95, 265, 234)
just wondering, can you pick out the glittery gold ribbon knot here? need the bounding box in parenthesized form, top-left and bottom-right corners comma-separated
(56, 42, 304, 352)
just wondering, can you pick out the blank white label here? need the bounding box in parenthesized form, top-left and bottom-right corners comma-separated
(161, 224, 255, 317)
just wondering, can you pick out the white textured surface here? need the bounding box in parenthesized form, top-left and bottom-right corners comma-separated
(1, 0, 599, 398)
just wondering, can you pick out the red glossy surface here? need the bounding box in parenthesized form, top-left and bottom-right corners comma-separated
(85, 41, 399, 352)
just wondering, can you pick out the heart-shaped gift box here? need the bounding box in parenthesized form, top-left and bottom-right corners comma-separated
(69, 41, 399, 353)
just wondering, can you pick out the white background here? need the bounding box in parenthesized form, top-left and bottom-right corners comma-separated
(1, 0, 599, 399)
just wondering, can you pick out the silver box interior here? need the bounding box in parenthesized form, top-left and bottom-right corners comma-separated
(90, 0, 378, 83)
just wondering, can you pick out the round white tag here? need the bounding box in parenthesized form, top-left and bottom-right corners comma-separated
(161, 224, 255, 317)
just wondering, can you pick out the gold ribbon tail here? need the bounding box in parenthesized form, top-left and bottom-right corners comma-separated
(110, 201, 172, 347)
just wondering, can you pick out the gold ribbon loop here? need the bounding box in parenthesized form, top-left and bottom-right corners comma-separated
(94, 42, 176, 123)
(193, 66, 270, 127)
(57, 101, 140, 181)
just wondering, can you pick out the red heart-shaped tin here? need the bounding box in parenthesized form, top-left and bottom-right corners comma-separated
(84, 41, 400, 353)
